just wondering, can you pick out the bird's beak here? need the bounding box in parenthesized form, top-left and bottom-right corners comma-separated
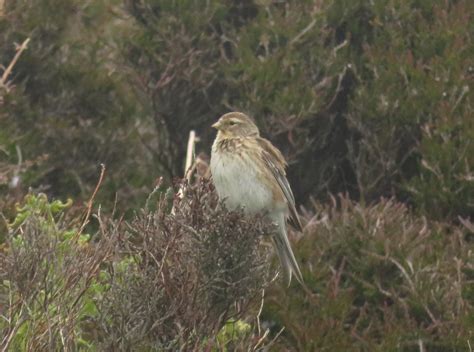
(212, 121, 221, 130)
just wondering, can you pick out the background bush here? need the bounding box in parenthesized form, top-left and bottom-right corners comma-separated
(266, 196, 473, 350)
(1, 0, 473, 350)
(1, 0, 472, 219)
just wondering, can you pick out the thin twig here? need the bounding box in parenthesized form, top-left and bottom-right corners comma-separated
(256, 288, 265, 335)
(1, 38, 31, 88)
(290, 19, 317, 46)
(76, 164, 106, 239)
(265, 327, 285, 349)
(252, 328, 270, 351)
(1, 316, 26, 352)
(184, 130, 197, 182)
(418, 338, 424, 352)
(173, 131, 198, 214)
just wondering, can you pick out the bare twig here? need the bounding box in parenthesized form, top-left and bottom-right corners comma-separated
(418, 338, 424, 352)
(264, 327, 285, 350)
(256, 289, 265, 335)
(1, 38, 31, 89)
(252, 328, 270, 351)
(290, 19, 317, 46)
(184, 130, 197, 182)
(174, 130, 198, 213)
(1, 316, 26, 352)
(76, 163, 106, 238)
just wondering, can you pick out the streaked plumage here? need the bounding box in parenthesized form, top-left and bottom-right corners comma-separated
(210, 112, 303, 285)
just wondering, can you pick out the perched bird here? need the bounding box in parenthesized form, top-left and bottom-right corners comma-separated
(210, 112, 304, 285)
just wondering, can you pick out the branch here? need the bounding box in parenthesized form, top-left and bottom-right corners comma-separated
(0, 38, 31, 90)
(76, 164, 106, 239)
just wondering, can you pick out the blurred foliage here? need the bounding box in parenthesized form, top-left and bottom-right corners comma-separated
(1, 0, 473, 220)
(0, 0, 154, 211)
(345, 0, 474, 219)
(265, 195, 473, 351)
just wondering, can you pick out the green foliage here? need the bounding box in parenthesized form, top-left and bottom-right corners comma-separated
(0, 194, 105, 351)
(2, 0, 473, 220)
(0, 0, 152, 209)
(264, 196, 473, 351)
(345, 0, 474, 218)
(215, 319, 252, 351)
(9, 193, 72, 228)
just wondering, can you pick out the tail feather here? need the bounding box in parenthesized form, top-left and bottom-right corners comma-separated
(272, 226, 304, 286)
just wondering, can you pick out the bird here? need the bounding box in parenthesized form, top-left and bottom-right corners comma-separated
(210, 111, 304, 285)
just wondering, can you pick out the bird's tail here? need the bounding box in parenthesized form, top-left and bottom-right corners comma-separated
(272, 224, 304, 286)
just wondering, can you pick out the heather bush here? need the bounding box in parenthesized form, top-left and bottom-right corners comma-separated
(264, 195, 474, 350)
(0, 0, 152, 209)
(120, 0, 228, 178)
(2, 0, 472, 220)
(93, 179, 273, 350)
(0, 180, 275, 351)
(345, 0, 474, 219)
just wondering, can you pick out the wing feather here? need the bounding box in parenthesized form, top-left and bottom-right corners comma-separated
(257, 138, 303, 231)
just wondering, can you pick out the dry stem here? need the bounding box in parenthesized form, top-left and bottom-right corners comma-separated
(1, 38, 31, 90)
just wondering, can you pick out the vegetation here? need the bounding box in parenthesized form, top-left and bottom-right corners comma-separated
(1, 0, 473, 350)
(1, 182, 274, 350)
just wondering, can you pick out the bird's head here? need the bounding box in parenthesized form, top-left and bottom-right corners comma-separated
(212, 112, 260, 138)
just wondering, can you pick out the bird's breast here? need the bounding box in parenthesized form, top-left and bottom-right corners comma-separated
(210, 148, 274, 214)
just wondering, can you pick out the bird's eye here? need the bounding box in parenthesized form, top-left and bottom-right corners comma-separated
(229, 121, 236, 126)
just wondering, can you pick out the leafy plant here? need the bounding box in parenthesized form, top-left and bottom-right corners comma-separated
(0, 194, 113, 351)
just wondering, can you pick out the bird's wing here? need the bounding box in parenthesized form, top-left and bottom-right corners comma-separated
(257, 138, 303, 232)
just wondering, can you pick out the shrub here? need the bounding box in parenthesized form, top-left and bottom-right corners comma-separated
(0, 0, 152, 209)
(264, 195, 474, 351)
(93, 179, 273, 350)
(345, 0, 474, 219)
(0, 179, 275, 350)
(122, 0, 473, 221)
(2, 0, 473, 221)
(0, 194, 113, 351)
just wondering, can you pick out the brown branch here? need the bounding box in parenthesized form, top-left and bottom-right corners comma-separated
(76, 163, 106, 239)
(1, 38, 31, 89)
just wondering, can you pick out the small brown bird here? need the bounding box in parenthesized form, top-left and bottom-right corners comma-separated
(210, 112, 303, 285)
